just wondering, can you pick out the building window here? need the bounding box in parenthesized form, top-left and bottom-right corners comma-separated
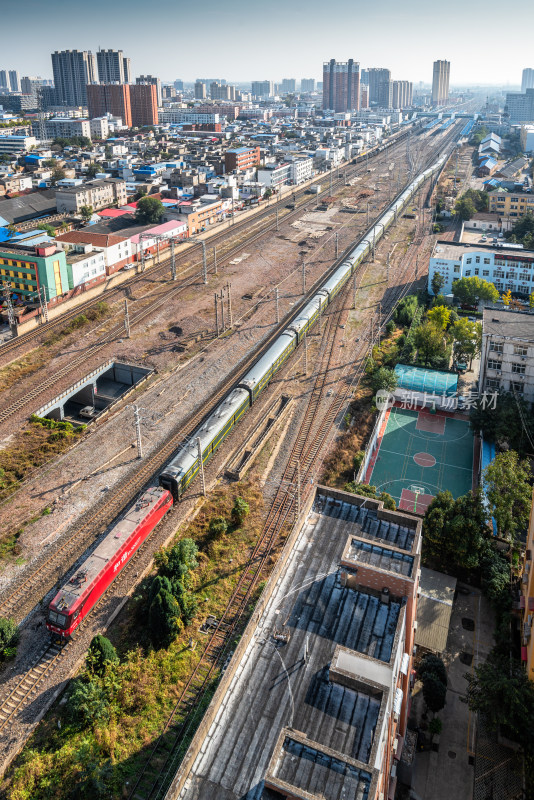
(514, 345, 528, 356)
(483, 270, 490, 276)
(488, 359, 502, 370)
(512, 363, 526, 374)
(454, 265, 460, 273)
(466, 258, 472, 264)
(484, 258, 490, 264)
(511, 382, 524, 393)
(491, 342, 504, 353)
(465, 270, 471, 276)
(486, 378, 500, 389)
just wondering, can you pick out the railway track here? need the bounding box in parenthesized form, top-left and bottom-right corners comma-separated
(0, 129, 457, 783)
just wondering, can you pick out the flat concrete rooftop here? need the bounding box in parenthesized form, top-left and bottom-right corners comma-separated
(178, 488, 420, 800)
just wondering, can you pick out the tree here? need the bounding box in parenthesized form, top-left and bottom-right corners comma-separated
(470, 391, 534, 455)
(423, 672, 447, 713)
(479, 547, 510, 606)
(427, 305, 450, 330)
(370, 366, 398, 394)
(483, 451, 532, 541)
(455, 196, 477, 221)
(529, 291, 534, 310)
(148, 589, 182, 649)
(155, 537, 198, 588)
(80, 205, 93, 221)
(431, 271, 445, 296)
(464, 651, 534, 742)
(86, 162, 101, 178)
(418, 654, 447, 687)
(422, 490, 488, 571)
(0, 617, 19, 653)
(451, 317, 481, 367)
(37, 223, 56, 236)
(394, 294, 419, 327)
(231, 497, 250, 527)
(452, 276, 500, 306)
(147, 574, 173, 606)
(428, 717, 443, 740)
(502, 289, 512, 306)
(344, 481, 396, 510)
(86, 635, 119, 677)
(50, 166, 66, 185)
(413, 321, 446, 365)
(507, 211, 534, 248)
(135, 196, 165, 225)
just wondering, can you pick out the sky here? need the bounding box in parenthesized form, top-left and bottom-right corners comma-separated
(1, 0, 533, 88)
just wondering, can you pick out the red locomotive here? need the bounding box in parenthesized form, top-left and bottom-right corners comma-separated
(46, 487, 173, 638)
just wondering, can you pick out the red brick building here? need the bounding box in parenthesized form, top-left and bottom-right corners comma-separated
(129, 83, 158, 126)
(87, 83, 158, 129)
(224, 146, 261, 173)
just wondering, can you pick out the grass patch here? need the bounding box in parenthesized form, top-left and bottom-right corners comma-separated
(44, 301, 110, 346)
(0, 350, 48, 396)
(2, 480, 274, 800)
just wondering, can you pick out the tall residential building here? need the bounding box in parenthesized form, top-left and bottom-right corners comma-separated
(87, 83, 158, 127)
(432, 60, 450, 106)
(300, 78, 315, 93)
(129, 83, 158, 126)
(360, 68, 369, 85)
(96, 49, 131, 84)
(251, 80, 274, 98)
(522, 69, 534, 92)
(20, 76, 42, 95)
(322, 59, 360, 112)
(281, 78, 296, 93)
(392, 80, 413, 109)
(87, 83, 131, 127)
(210, 82, 237, 101)
(174, 79, 184, 92)
(8, 69, 20, 92)
(0, 71, 8, 91)
(51, 49, 97, 107)
(136, 74, 161, 106)
(194, 81, 207, 99)
(368, 68, 392, 108)
(505, 89, 534, 123)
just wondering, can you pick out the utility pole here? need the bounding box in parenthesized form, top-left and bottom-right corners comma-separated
(276, 207, 279, 231)
(329, 167, 333, 195)
(220, 287, 225, 331)
(335, 232, 339, 259)
(353, 273, 358, 309)
(124, 299, 130, 338)
(170, 239, 176, 280)
(213, 245, 217, 275)
(303, 332, 308, 375)
(302, 262, 306, 293)
(227, 282, 233, 328)
(196, 437, 206, 496)
(39, 286, 49, 323)
(344, 170, 348, 186)
(377, 302, 382, 348)
(140, 238, 146, 272)
(366, 202, 370, 226)
(133, 405, 143, 459)
(387, 250, 391, 284)
(275, 287, 280, 324)
(372, 228, 376, 261)
(214, 293, 219, 336)
(201, 240, 207, 284)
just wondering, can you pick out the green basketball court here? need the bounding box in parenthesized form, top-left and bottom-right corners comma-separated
(365, 406, 474, 514)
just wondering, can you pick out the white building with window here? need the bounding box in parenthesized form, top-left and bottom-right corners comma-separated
(257, 163, 292, 189)
(289, 157, 314, 185)
(479, 308, 534, 404)
(429, 242, 534, 297)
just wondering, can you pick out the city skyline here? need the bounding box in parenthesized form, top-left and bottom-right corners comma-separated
(0, 0, 533, 86)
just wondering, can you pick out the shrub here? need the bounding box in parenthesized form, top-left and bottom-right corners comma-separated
(418, 654, 447, 687)
(231, 497, 250, 527)
(66, 679, 111, 729)
(87, 635, 118, 676)
(148, 589, 182, 649)
(0, 616, 19, 651)
(385, 320, 395, 336)
(208, 516, 228, 539)
(423, 672, 447, 713)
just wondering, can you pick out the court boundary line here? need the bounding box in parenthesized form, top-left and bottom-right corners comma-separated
(385, 408, 472, 443)
(374, 447, 473, 473)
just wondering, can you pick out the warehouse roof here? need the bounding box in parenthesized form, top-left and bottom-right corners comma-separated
(0, 189, 56, 225)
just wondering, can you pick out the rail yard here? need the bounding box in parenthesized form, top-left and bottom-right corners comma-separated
(0, 120, 463, 795)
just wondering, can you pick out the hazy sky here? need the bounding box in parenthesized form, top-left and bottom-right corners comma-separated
(1, 0, 532, 87)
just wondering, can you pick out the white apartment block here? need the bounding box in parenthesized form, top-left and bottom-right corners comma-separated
(480, 308, 534, 404)
(42, 118, 92, 140)
(0, 135, 37, 154)
(257, 163, 292, 189)
(429, 242, 534, 297)
(159, 111, 220, 125)
(289, 157, 313, 185)
(89, 116, 110, 139)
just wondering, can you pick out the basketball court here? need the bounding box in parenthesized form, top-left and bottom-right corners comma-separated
(365, 406, 474, 514)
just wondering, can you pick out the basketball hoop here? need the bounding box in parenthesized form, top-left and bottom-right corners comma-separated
(409, 485, 426, 512)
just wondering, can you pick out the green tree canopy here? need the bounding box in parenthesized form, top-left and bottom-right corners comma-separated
(451, 317, 481, 366)
(455, 196, 477, 221)
(370, 366, 398, 393)
(148, 589, 182, 649)
(155, 537, 199, 588)
(0, 617, 19, 651)
(483, 451, 532, 541)
(67, 679, 111, 729)
(80, 205, 93, 221)
(470, 391, 534, 455)
(208, 516, 228, 539)
(431, 271, 445, 296)
(86, 162, 102, 178)
(464, 651, 534, 742)
(423, 672, 447, 713)
(422, 490, 488, 571)
(413, 320, 446, 366)
(452, 276, 500, 306)
(394, 294, 419, 327)
(51, 166, 66, 185)
(479, 546, 510, 607)
(86, 635, 118, 677)
(135, 196, 165, 225)
(427, 305, 451, 330)
(507, 211, 534, 249)
(344, 482, 396, 510)
(418, 653, 448, 686)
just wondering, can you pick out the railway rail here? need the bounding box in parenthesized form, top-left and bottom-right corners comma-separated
(0, 125, 459, 783)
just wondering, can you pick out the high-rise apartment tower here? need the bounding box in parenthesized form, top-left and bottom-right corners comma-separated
(97, 49, 131, 84)
(432, 60, 450, 106)
(322, 59, 360, 112)
(51, 50, 97, 107)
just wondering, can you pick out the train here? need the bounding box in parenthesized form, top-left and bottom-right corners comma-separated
(46, 487, 173, 638)
(46, 140, 454, 639)
(158, 145, 452, 502)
